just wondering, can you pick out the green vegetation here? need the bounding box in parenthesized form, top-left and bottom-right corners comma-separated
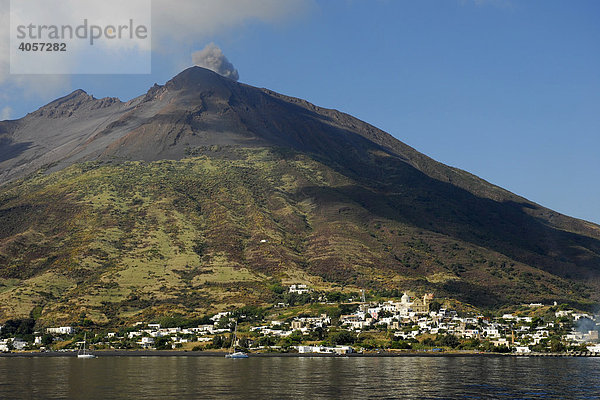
(0, 318, 35, 339)
(0, 147, 598, 326)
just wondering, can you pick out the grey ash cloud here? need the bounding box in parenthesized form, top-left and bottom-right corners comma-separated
(192, 43, 239, 81)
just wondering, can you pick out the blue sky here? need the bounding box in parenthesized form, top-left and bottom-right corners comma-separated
(2, 0, 599, 224)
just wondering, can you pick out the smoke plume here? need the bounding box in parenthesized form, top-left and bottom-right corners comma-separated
(192, 43, 239, 81)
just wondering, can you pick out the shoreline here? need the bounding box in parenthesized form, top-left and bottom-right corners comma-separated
(1, 350, 597, 358)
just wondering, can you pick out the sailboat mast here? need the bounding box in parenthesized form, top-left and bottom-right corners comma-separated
(231, 321, 237, 353)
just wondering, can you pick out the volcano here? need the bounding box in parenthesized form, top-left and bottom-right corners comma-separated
(0, 67, 599, 324)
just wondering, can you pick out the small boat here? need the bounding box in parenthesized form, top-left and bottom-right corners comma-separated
(225, 351, 249, 359)
(77, 333, 96, 359)
(225, 321, 248, 359)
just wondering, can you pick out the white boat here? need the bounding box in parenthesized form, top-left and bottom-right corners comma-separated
(225, 321, 248, 359)
(77, 333, 96, 359)
(225, 351, 249, 359)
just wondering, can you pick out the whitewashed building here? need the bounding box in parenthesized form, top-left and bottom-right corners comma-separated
(46, 327, 74, 335)
(289, 284, 310, 295)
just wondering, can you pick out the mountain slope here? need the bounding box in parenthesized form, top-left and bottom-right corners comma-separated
(0, 67, 598, 325)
